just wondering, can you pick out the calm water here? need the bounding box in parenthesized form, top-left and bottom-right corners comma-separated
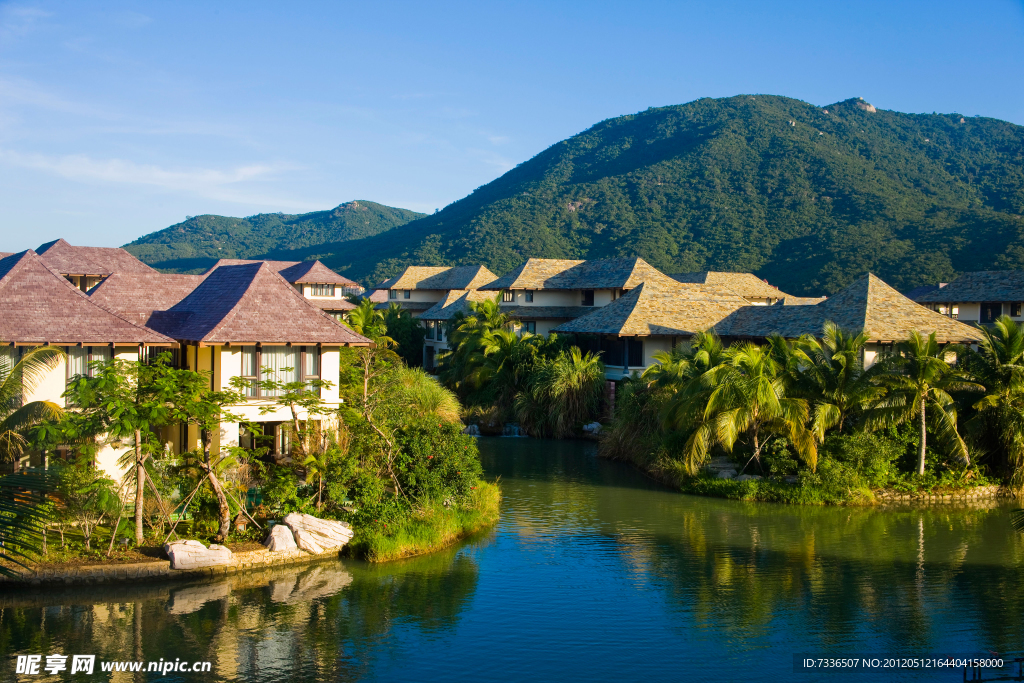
(3, 438, 1024, 682)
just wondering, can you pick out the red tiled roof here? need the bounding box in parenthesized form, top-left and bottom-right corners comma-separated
(88, 272, 206, 326)
(36, 238, 156, 276)
(0, 251, 174, 345)
(149, 262, 371, 345)
(206, 259, 358, 286)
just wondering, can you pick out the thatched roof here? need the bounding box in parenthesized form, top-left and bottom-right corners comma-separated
(147, 262, 371, 346)
(670, 271, 791, 299)
(36, 238, 156, 276)
(552, 280, 749, 336)
(914, 271, 1024, 303)
(720, 273, 984, 343)
(481, 257, 677, 291)
(377, 265, 497, 290)
(0, 251, 173, 345)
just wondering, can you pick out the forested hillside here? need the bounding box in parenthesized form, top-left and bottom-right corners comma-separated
(124, 200, 425, 273)
(127, 96, 1024, 295)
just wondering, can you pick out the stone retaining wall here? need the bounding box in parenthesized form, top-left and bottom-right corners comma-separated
(873, 484, 1010, 506)
(0, 546, 342, 588)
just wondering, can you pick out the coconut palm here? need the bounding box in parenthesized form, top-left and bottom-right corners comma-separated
(786, 322, 883, 439)
(0, 346, 66, 464)
(515, 347, 604, 438)
(705, 342, 818, 473)
(962, 315, 1024, 492)
(438, 295, 509, 395)
(471, 328, 541, 409)
(345, 299, 391, 343)
(866, 331, 981, 476)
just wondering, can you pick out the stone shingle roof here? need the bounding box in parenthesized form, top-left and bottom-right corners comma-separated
(88, 272, 206, 326)
(914, 271, 1024, 303)
(775, 296, 827, 306)
(0, 251, 173, 345)
(36, 239, 157, 276)
(720, 273, 984, 343)
(500, 305, 597, 320)
(481, 257, 677, 291)
(377, 265, 497, 290)
(552, 280, 750, 336)
(206, 259, 357, 286)
(147, 262, 371, 346)
(420, 290, 498, 321)
(309, 298, 356, 312)
(361, 289, 389, 303)
(670, 271, 790, 299)
(373, 300, 436, 317)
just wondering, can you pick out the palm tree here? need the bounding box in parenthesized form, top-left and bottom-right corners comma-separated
(471, 328, 540, 409)
(962, 315, 1024, 492)
(0, 346, 66, 464)
(785, 322, 883, 439)
(706, 342, 818, 473)
(345, 299, 391, 343)
(867, 331, 981, 476)
(438, 295, 509, 395)
(0, 470, 54, 577)
(515, 348, 604, 438)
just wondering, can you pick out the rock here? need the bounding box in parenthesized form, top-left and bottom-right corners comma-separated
(264, 524, 298, 552)
(283, 512, 353, 552)
(716, 470, 736, 479)
(164, 540, 233, 570)
(783, 475, 799, 484)
(735, 474, 763, 482)
(582, 422, 602, 434)
(462, 424, 481, 436)
(293, 528, 324, 554)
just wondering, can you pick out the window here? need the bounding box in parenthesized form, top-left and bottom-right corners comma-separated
(309, 283, 335, 297)
(425, 321, 436, 340)
(240, 345, 315, 397)
(389, 290, 398, 299)
(522, 321, 536, 334)
(240, 346, 259, 397)
(525, 290, 534, 302)
(66, 345, 111, 380)
(403, 290, 411, 299)
(1012, 303, 1022, 317)
(581, 289, 595, 306)
(627, 339, 643, 367)
(502, 290, 514, 302)
(951, 306, 959, 319)
(302, 346, 320, 394)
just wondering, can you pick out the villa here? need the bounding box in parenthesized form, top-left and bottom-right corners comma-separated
(912, 270, 1024, 325)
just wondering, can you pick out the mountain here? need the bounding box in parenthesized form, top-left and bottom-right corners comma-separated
(124, 200, 426, 273)
(313, 95, 1023, 295)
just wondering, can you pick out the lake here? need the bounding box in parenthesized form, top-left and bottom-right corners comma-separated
(3, 437, 1023, 682)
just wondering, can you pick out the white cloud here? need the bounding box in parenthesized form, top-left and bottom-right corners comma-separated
(0, 147, 311, 208)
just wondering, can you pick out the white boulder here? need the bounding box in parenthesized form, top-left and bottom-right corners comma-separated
(582, 422, 602, 434)
(282, 512, 353, 552)
(462, 424, 481, 436)
(264, 524, 298, 552)
(164, 540, 233, 570)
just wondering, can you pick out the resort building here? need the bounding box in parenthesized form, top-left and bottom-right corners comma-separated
(418, 289, 497, 371)
(720, 273, 984, 367)
(670, 271, 792, 305)
(479, 257, 682, 336)
(36, 238, 158, 292)
(376, 265, 497, 318)
(912, 271, 1024, 325)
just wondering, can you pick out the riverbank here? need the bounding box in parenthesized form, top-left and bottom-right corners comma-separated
(348, 481, 501, 562)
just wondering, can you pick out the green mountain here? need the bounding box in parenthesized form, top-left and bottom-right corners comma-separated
(124, 200, 426, 273)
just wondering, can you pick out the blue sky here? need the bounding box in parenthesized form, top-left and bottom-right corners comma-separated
(0, 0, 1022, 251)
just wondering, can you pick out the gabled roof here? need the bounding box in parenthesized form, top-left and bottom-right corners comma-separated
(420, 290, 497, 321)
(480, 257, 677, 291)
(206, 259, 358, 286)
(147, 262, 371, 345)
(552, 280, 750, 336)
(377, 265, 497, 290)
(670, 271, 791, 299)
(0, 251, 173, 345)
(88, 272, 206, 326)
(914, 271, 1024, 303)
(36, 238, 156, 276)
(720, 273, 984, 343)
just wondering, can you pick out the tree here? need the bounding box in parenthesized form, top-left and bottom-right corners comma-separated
(52, 459, 119, 551)
(0, 470, 54, 577)
(867, 331, 981, 476)
(345, 299, 391, 342)
(60, 355, 179, 545)
(515, 348, 605, 438)
(0, 346, 65, 464)
(704, 342, 817, 473)
(383, 303, 426, 367)
(962, 315, 1024, 492)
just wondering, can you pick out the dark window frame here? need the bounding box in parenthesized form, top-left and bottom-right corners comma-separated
(525, 290, 534, 302)
(581, 289, 595, 306)
(522, 321, 536, 334)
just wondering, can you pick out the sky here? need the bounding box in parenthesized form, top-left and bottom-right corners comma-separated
(0, 0, 1022, 251)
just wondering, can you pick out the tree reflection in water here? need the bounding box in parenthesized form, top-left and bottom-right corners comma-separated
(0, 547, 480, 683)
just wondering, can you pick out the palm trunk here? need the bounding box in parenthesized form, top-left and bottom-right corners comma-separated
(918, 395, 927, 476)
(201, 432, 232, 542)
(134, 429, 145, 546)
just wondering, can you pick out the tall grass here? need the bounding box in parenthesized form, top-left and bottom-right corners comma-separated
(515, 348, 605, 438)
(394, 367, 463, 424)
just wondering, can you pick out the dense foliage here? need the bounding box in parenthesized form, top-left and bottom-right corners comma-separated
(124, 200, 424, 273)
(126, 95, 1024, 295)
(602, 319, 1024, 503)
